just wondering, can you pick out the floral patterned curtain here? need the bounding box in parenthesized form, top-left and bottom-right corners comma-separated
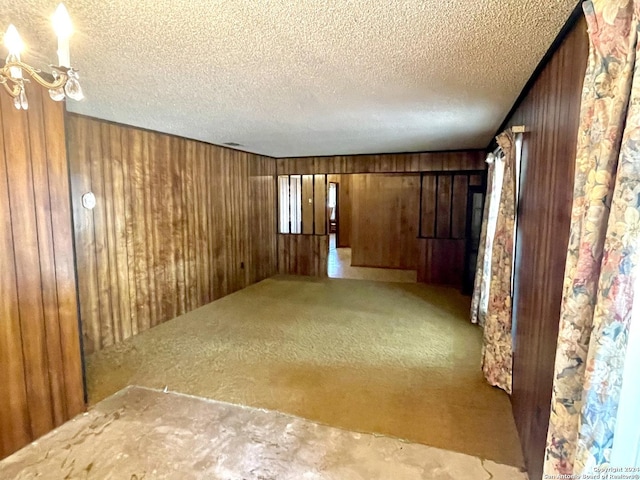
(481, 131, 517, 394)
(470, 156, 496, 326)
(545, 0, 640, 475)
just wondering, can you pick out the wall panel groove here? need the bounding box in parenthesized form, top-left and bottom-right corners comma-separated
(277, 151, 485, 176)
(506, 18, 589, 480)
(0, 86, 84, 460)
(67, 115, 277, 354)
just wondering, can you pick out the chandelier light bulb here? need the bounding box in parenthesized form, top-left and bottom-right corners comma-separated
(4, 24, 24, 58)
(4, 25, 24, 80)
(53, 4, 72, 67)
(1, 4, 82, 109)
(53, 3, 73, 38)
(52, 4, 73, 38)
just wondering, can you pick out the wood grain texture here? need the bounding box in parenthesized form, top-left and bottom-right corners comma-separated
(351, 174, 420, 270)
(507, 18, 589, 480)
(313, 175, 327, 235)
(417, 173, 484, 288)
(276, 151, 486, 175)
(420, 175, 437, 238)
(417, 239, 466, 286)
(302, 175, 314, 235)
(0, 86, 84, 460)
(277, 235, 329, 276)
(435, 176, 452, 238)
(285, 167, 483, 285)
(67, 115, 277, 354)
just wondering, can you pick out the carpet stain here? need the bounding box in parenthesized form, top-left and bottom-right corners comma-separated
(86, 275, 524, 468)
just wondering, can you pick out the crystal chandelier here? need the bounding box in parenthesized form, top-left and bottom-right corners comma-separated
(1, 3, 83, 110)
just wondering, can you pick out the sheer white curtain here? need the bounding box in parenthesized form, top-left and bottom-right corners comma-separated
(474, 152, 505, 325)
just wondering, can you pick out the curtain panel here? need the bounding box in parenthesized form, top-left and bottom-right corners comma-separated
(470, 156, 496, 326)
(545, 0, 640, 475)
(481, 131, 517, 394)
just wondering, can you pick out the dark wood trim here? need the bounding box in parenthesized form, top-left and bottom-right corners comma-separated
(280, 148, 487, 161)
(434, 175, 440, 237)
(63, 108, 88, 406)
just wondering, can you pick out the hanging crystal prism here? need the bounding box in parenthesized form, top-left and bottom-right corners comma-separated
(64, 70, 84, 101)
(19, 88, 28, 110)
(49, 70, 65, 101)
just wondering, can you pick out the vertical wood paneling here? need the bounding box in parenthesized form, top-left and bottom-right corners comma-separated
(436, 176, 452, 238)
(249, 156, 277, 284)
(2, 90, 54, 439)
(277, 150, 485, 175)
(337, 174, 352, 247)
(67, 115, 277, 354)
(43, 97, 85, 419)
(451, 175, 469, 239)
(27, 87, 67, 426)
(0, 95, 31, 459)
(302, 175, 314, 234)
(277, 235, 329, 276)
(420, 175, 437, 237)
(350, 174, 420, 270)
(283, 164, 482, 285)
(507, 19, 589, 480)
(417, 239, 466, 287)
(0, 85, 84, 459)
(313, 174, 327, 235)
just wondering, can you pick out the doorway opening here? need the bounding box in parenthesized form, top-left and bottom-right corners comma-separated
(326, 174, 418, 283)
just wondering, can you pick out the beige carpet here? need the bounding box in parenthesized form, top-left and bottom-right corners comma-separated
(86, 276, 524, 469)
(0, 386, 527, 479)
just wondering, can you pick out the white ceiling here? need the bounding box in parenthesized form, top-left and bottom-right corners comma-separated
(4, 1, 578, 158)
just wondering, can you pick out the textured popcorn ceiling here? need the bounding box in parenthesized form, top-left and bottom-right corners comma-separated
(3, 1, 578, 157)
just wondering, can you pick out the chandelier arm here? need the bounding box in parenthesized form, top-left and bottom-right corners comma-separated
(3, 61, 68, 91)
(0, 79, 21, 98)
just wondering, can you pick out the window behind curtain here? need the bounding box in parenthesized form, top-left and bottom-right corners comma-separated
(289, 175, 302, 234)
(278, 176, 291, 234)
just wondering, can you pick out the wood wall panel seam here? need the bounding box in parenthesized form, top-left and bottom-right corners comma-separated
(67, 114, 277, 355)
(507, 18, 588, 480)
(0, 86, 84, 459)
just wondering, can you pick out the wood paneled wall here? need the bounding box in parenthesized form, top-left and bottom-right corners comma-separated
(279, 151, 486, 284)
(278, 235, 329, 276)
(507, 18, 589, 480)
(420, 173, 484, 239)
(417, 172, 484, 287)
(417, 239, 466, 285)
(351, 174, 420, 269)
(67, 115, 277, 354)
(277, 150, 485, 175)
(0, 87, 85, 459)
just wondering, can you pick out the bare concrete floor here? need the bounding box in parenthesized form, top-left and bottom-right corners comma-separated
(0, 386, 527, 480)
(86, 276, 525, 469)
